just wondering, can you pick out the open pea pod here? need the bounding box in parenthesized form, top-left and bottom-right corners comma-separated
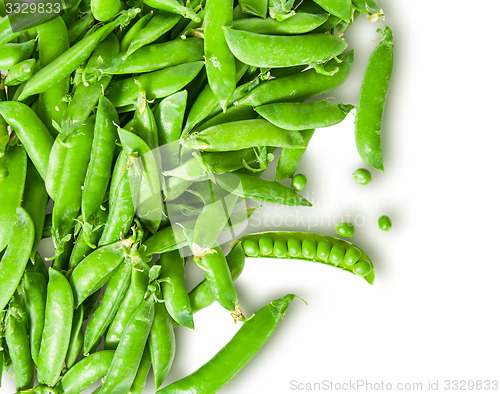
(234, 231, 375, 284)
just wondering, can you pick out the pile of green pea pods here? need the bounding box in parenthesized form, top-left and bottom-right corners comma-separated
(0, 0, 393, 391)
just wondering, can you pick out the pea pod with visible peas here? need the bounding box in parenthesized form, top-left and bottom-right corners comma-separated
(236, 231, 375, 283)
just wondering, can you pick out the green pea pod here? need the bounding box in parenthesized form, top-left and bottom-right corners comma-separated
(105, 261, 150, 349)
(182, 119, 305, 151)
(276, 129, 315, 180)
(148, 303, 175, 389)
(159, 294, 296, 393)
(312, 0, 351, 21)
(61, 33, 120, 137)
(0, 208, 34, 312)
(0, 102, 54, 180)
(37, 268, 75, 387)
(175, 7, 205, 39)
(44, 137, 68, 201)
(105, 61, 204, 108)
(236, 231, 375, 283)
(159, 251, 194, 328)
(239, 49, 354, 106)
(52, 117, 94, 249)
(189, 242, 245, 314)
(216, 172, 312, 206)
(195, 246, 240, 313)
(37, 17, 70, 137)
(195, 104, 258, 131)
(3, 58, 36, 86)
(91, 0, 121, 21)
(81, 96, 119, 223)
(55, 351, 114, 394)
(100, 295, 155, 393)
(125, 11, 181, 57)
(311, 14, 342, 33)
(69, 241, 126, 306)
(0, 40, 35, 70)
(83, 260, 132, 355)
(143, 0, 200, 22)
(65, 306, 84, 369)
(352, 0, 382, 17)
(355, 26, 393, 171)
(233, 12, 329, 34)
(129, 347, 152, 394)
(120, 12, 153, 52)
(131, 92, 159, 150)
(68, 207, 108, 270)
(143, 219, 196, 256)
(27, 252, 49, 281)
(17, 8, 140, 101)
(5, 307, 34, 391)
(98, 151, 135, 246)
(22, 161, 49, 260)
(68, 12, 95, 45)
(23, 271, 47, 366)
(204, 0, 236, 109)
(256, 100, 354, 130)
(155, 90, 188, 146)
(0, 146, 27, 253)
(239, 0, 267, 18)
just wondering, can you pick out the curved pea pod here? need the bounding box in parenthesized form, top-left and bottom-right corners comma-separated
(195, 104, 259, 131)
(237, 231, 375, 283)
(99, 37, 204, 75)
(44, 136, 68, 202)
(68, 12, 95, 44)
(0, 39, 35, 70)
(37, 268, 75, 387)
(149, 303, 175, 390)
(52, 117, 94, 248)
(91, 0, 122, 21)
(276, 129, 314, 180)
(5, 306, 34, 391)
(355, 26, 393, 171)
(124, 11, 181, 57)
(224, 27, 347, 68)
(129, 347, 152, 394)
(3, 58, 36, 86)
(238, 49, 354, 106)
(159, 251, 194, 329)
(17, 9, 141, 101)
(0, 208, 34, 312)
(159, 294, 296, 393)
(120, 12, 153, 52)
(312, 0, 351, 21)
(189, 242, 245, 314)
(100, 295, 155, 394)
(83, 259, 132, 354)
(23, 271, 47, 366)
(143, 221, 194, 256)
(105, 260, 150, 349)
(216, 172, 312, 207)
(0, 102, 54, 180)
(66, 306, 84, 369)
(105, 61, 204, 108)
(0, 146, 27, 253)
(69, 241, 126, 306)
(82, 96, 119, 223)
(55, 350, 114, 394)
(256, 100, 354, 130)
(155, 90, 188, 146)
(143, 0, 200, 21)
(182, 119, 305, 151)
(232, 12, 329, 34)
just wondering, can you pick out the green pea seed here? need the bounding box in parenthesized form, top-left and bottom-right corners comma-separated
(273, 239, 287, 257)
(378, 215, 392, 231)
(287, 237, 302, 257)
(316, 239, 331, 262)
(344, 246, 362, 266)
(352, 260, 372, 277)
(243, 239, 259, 256)
(259, 236, 274, 256)
(328, 243, 345, 266)
(301, 238, 317, 259)
(291, 174, 307, 191)
(352, 168, 372, 185)
(335, 222, 355, 238)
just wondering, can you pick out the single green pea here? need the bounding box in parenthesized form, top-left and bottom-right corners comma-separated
(316, 239, 331, 262)
(287, 237, 302, 257)
(301, 238, 317, 259)
(291, 174, 307, 191)
(352, 260, 373, 277)
(352, 168, 372, 185)
(335, 222, 355, 238)
(273, 239, 288, 258)
(328, 243, 345, 266)
(344, 246, 362, 266)
(243, 239, 259, 256)
(259, 236, 274, 256)
(378, 215, 392, 231)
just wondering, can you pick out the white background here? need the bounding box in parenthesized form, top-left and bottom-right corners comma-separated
(4, 0, 500, 393)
